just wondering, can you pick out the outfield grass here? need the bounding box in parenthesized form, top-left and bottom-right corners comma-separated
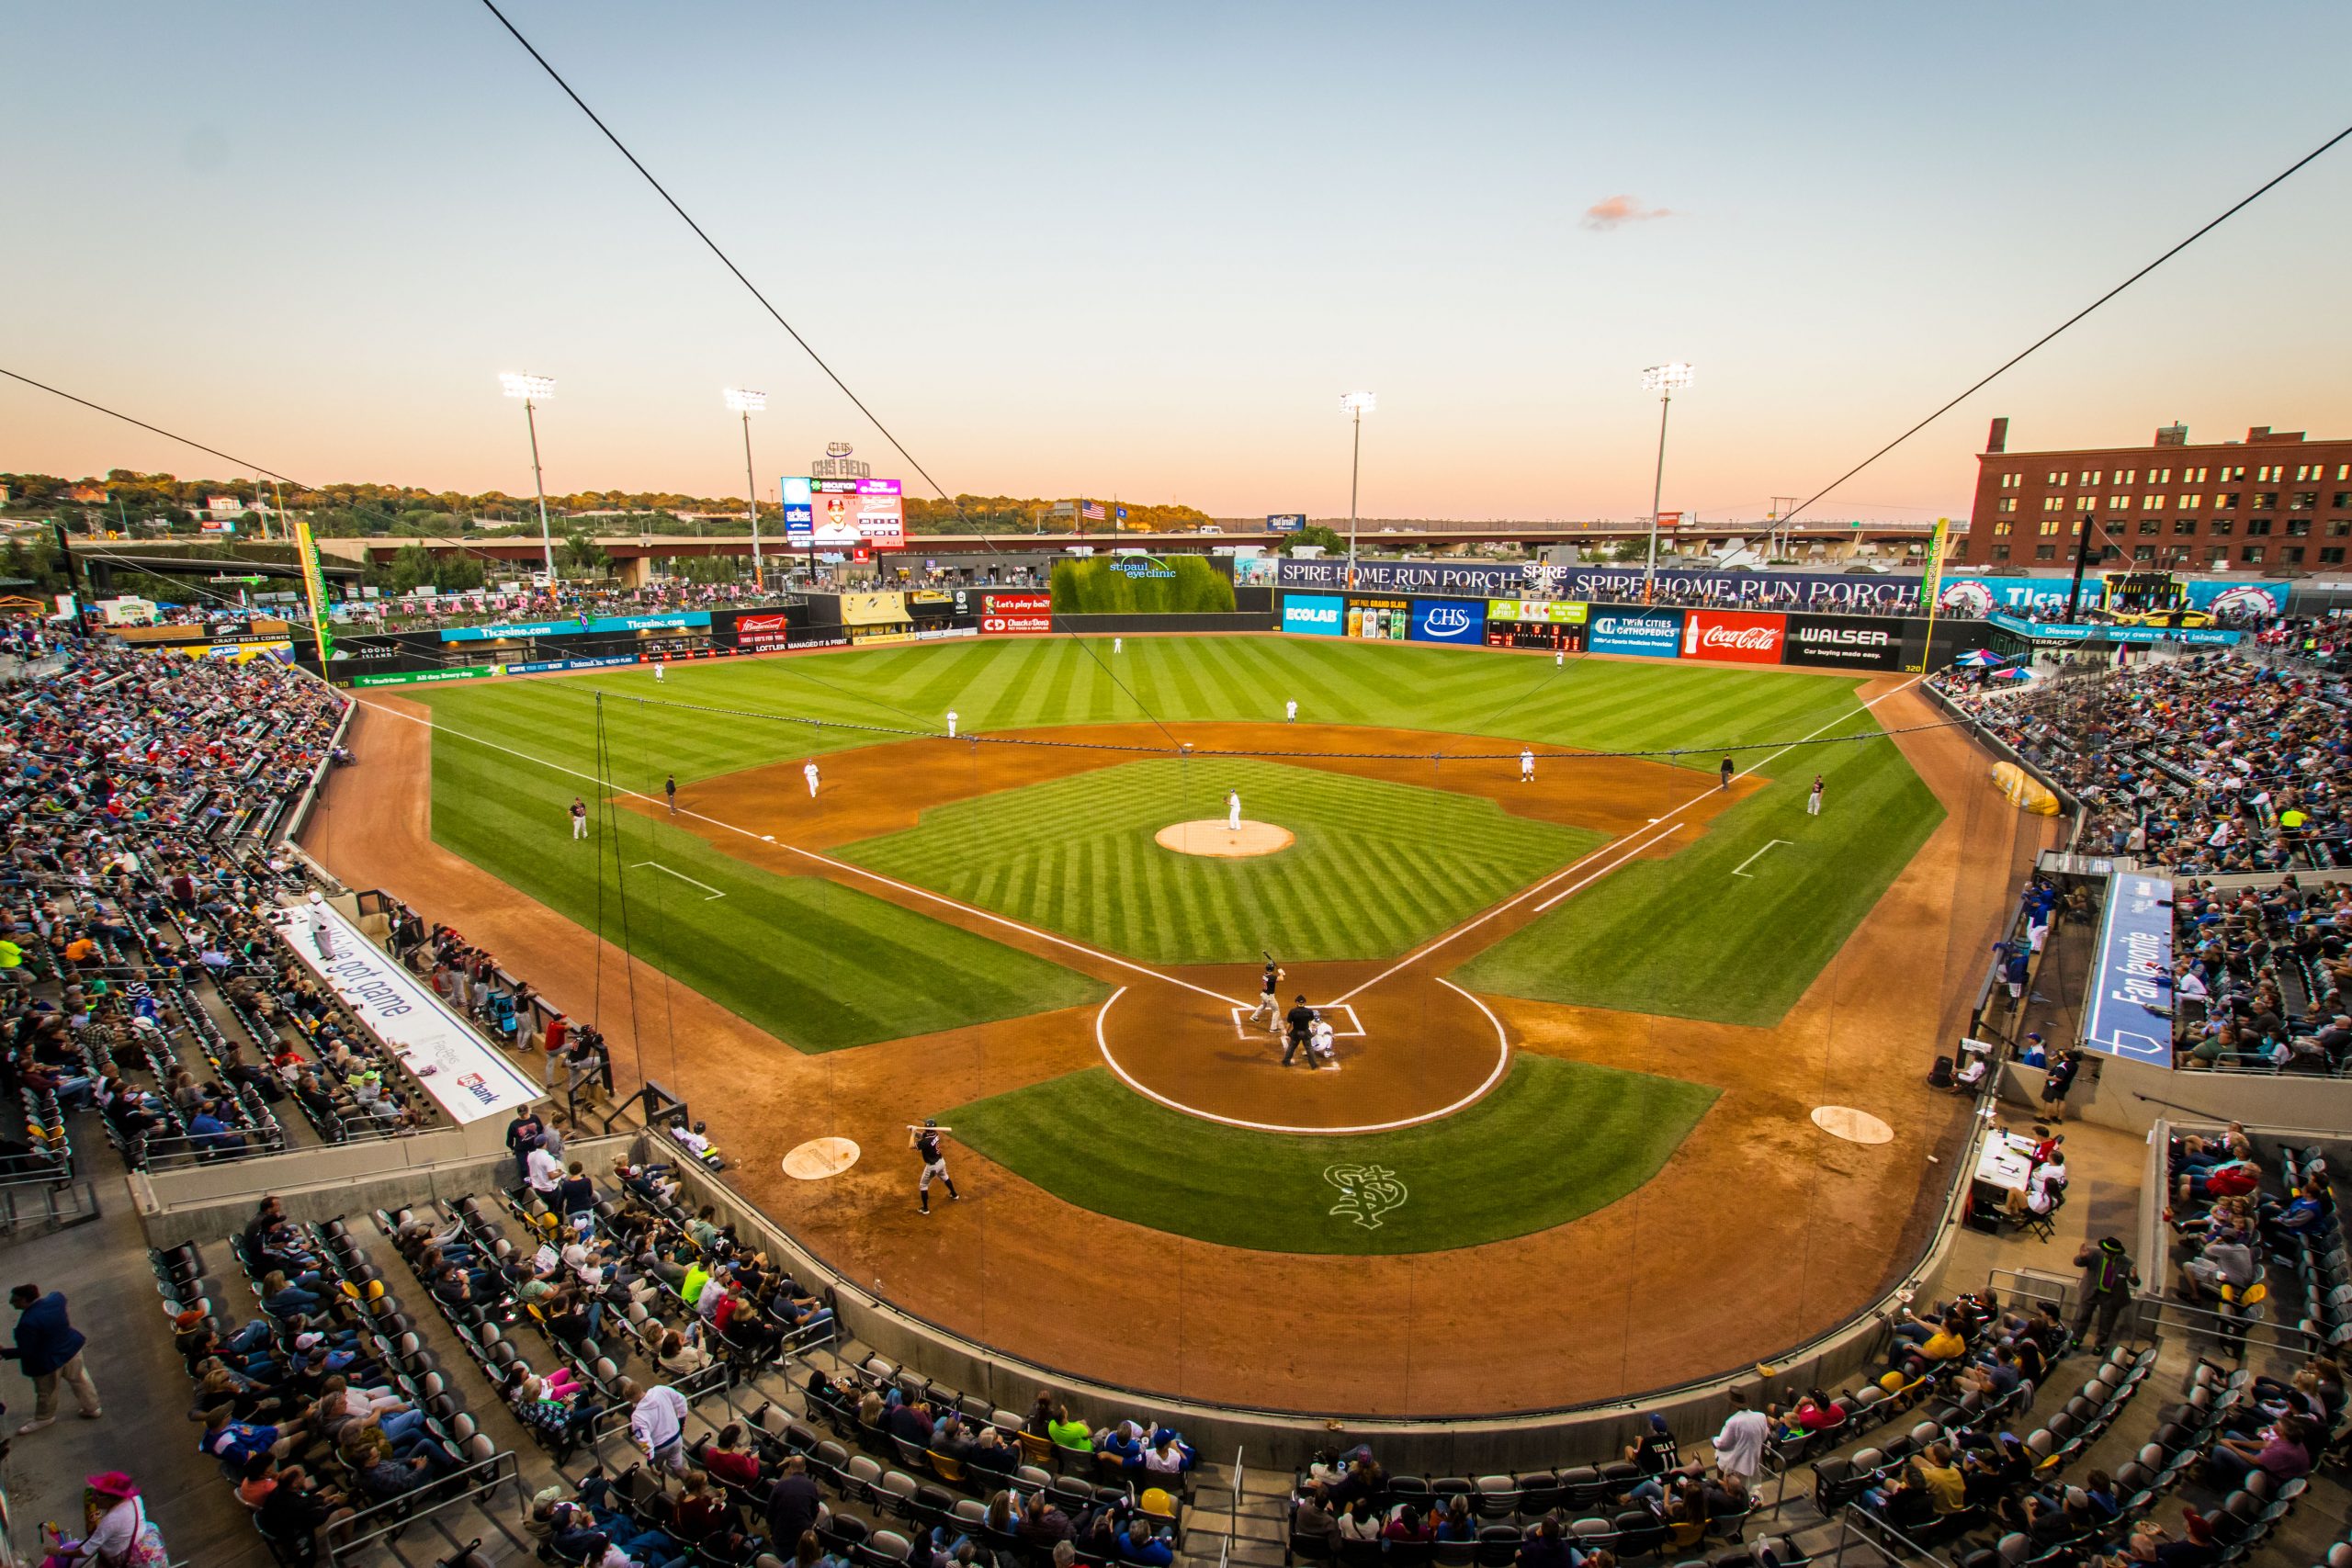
(1455, 729, 1943, 1025)
(408, 636, 1871, 796)
(427, 728, 1104, 1053)
(943, 1058, 1719, 1254)
(837, 757, 1605, 964)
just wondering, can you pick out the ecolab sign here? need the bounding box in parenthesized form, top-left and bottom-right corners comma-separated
(1679, 610, 1784, 665)
(980, 592, 1051, 635)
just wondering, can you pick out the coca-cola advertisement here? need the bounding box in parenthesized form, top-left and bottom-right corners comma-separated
(1679, 610, 1785, 665)
(1781, 613, 1905, 671)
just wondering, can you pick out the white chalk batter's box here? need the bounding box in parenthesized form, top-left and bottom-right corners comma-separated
(1230, 1003, 1364, 1039)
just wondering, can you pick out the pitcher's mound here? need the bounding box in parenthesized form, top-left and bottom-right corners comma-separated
(1155, 819, 1295, 858)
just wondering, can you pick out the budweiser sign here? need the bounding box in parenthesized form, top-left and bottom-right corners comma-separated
(1679, 611, 1785, 665)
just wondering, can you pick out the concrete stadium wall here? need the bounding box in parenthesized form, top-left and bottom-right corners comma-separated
(2001, 1056, 2352, 1139)
(127, 1129, 637, 1251)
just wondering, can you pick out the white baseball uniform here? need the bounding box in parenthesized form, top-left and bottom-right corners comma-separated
(803, 762, 820, 798)
(1520, 749, 1535, 782)
(1114, 637, 1123, 653)
(946, 710, 958, 739)
(654, 662, 665, 682)
(1227, 791, 1241, 831)
(1284, 699, 1297, 722)
(1555, 650, 1564, 668)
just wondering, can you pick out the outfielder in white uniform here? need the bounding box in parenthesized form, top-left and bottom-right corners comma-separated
(1227, 790, 1242, 832)
(1520, 748, 1535, 784)
(653, 661, 665, 682)
(912, 1121, 960, 1214)
(1113, 637, 1123, 654)
(946, 710, 958, 739)
(803, 761, 820, 798)
(1284, 699, 1297, 722)
(1555, 650, 1565, 668)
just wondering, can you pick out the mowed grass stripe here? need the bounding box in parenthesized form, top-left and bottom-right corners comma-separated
(839, 757, 1604, 964)
(944, 1058, 1719, 1255)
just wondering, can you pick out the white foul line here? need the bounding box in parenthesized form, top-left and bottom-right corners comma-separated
(1331, 671, 1927, 1003)
(352, 698, 1248, 1010)
(630, 861, 727, 900)
(1094, 982, 1513, 1135)
(1730, 840, 1790, 879)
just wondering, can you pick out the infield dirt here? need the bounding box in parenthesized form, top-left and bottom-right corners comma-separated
(309, 676, 2052, 1416)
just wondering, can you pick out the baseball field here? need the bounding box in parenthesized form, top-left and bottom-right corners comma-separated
(306, 631, 2051, 1414)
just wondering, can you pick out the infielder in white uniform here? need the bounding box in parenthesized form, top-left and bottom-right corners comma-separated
(946, 709, 958, 739)
(1284, 699, 1297, 722)
(803, 761, 820, 798)
(1227, 789, 1242, 832)
(1520, 748, 1535, 783)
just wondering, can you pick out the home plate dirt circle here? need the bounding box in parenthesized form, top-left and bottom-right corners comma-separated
(782, 1136, 861, 1179)
(1154, 819, 1295, 858)
(1096, 961, 1510, 1134)
(1811, 1106, 1895, 1145)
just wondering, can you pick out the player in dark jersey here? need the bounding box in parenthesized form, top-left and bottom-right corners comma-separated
(912, 1118, 961, 1213)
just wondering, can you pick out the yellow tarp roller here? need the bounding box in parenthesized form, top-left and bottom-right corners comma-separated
(1992, 761, 2062, 816)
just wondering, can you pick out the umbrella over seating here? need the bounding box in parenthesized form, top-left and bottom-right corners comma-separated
(1987, 666, 2032, 682)
(1952, 649, 2005, 668)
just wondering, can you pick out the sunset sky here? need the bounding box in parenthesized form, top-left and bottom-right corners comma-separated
(8, 3, 2351, 523)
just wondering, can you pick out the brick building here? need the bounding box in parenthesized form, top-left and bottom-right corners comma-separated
(1958, 418, 2352, 573)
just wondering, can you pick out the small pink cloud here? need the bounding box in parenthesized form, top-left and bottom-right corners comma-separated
(1582, 194, 1674, 231)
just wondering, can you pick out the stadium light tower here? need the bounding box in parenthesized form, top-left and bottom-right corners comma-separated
(725, 388, 767, 586)
(1340, 390, 1376, 587)
(1639, 363, 1693, 604)
(500, 372, 558, 580)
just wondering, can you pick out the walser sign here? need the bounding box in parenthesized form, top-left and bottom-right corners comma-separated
(1781, 613, 1906, 671)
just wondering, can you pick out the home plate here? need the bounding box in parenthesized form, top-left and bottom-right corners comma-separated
(783, 1137, 861, 1179)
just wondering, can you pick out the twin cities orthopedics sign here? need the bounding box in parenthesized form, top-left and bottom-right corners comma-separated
(1586, 608, 1685, 657)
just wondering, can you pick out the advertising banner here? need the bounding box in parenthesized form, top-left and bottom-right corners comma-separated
(272, 900, 545, 1122)
(1408, 598, 1487, 645)
(1236, 555, 1283, 588)
(1281, 593, 1343, 636)
(168, 641, 296, 663)
(1782, 614, 1906, 671)
(2081, 872, 2176, 1066)
(1343, 597, 1410, 639)
(1266, 513, 1306, 532)
(839, 591, 909, 626)
(915, 624, 979, 641)
(292, 519, 334, 669)
(980, 592, 1052, 634)
(786, 628, 850, 650)
(730, 612, 796, 651)
(1486, 599, 1589, 624)
(1937, 574, 2287, 622)
(1679, 609, 1785, 665)
(440, 612, 709, 644)
(1587, 607, 1684, 658)
(1283, 558, 1527, 598)
(1984, 612, 2243, 648)
(350, 665, 496, 687)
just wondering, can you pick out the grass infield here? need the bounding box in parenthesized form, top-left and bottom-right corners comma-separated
(943, 1056, 1719, 1255)
(837, 757, 1606, 964)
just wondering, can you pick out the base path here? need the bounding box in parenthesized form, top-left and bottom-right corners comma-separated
(310, 677, 2052, 1416)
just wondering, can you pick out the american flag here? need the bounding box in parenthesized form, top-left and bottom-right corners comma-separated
(1081, 501, 1107, 522)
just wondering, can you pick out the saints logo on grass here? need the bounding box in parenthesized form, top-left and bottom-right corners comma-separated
(1324, 1163, 1408, 1230)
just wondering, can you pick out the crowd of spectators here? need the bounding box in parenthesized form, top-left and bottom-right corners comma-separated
(2172, 875, 2352, 1072)
(1935, 653, 2350, 874)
